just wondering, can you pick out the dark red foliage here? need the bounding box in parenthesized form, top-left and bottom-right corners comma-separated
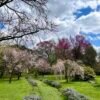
(55, 38, 71, 59)
(56, 38, 70, 49)
(36, 35, 91, 61)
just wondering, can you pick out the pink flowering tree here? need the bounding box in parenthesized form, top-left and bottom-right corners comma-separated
(55, 38, 71, 60)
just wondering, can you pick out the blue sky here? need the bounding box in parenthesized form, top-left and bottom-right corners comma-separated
(75, 5, 100, 48)
(74, 4, 100, 51)
(0, 22, 4, 29)
(74, 6, 94, 19)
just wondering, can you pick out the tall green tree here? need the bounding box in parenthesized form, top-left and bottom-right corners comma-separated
(82, 45, 97, 67)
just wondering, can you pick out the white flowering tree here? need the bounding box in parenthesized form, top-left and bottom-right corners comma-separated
(64, 60, 84, 82)
(52, 59, 65, 80)
(3, 47, 34, 83)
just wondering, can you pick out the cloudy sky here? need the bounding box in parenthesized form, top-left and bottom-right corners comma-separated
(0, 0, 100, 52)
(46, 0, 100, 52)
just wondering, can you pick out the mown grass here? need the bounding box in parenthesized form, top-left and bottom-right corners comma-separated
(58, 76, 100, 100)
(30, 79, 64, 100)
(60, 81, 100, 100)
(35, 80, 64, 100)
(0, 76, 100, 100)
(0, 78, 33, 100)
(37, 75, 100, 100)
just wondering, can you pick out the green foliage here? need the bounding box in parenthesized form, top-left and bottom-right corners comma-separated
(82, 46, 97, 67)
(95, 63, 100, 75)
(84, 67, 96, 81)
(48, 53, 57, 66)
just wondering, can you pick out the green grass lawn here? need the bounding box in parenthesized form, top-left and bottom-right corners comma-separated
(36, 80, 64, 100)
(58, 76, 100, 100)
(0, 76, 100, 100)
(35, 75, 100, 100)
(0, 78, 33, 100)
(60, 80, 100, 100)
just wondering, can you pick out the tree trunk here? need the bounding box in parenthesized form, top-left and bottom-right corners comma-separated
(17, 72, 21, 80)
(0, 63, 6, 78)
(9, 65, 15, 83)
(9, 72, 13, 83)
(0, 71, 4, 78)
(65, 66, 69, 83)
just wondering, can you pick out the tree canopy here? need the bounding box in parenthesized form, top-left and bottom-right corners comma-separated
(0, 0, 54, 44)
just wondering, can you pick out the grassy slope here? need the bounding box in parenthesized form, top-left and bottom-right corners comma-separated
(59, 76, 100, 100)
(33, 80, 64, 100)
(0, 78, 33, 100)
(0, 76, 100, 100)
(60, 81, 100, 100)
(37, 75, 100, 100)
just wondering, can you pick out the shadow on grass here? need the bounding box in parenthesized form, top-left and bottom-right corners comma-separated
(94, 84, 100, 87)
(60, 81, 74, 85)
(0, 77, 22, 83)
(90, 80, 100, 89)
(60, 80, 86, 84)
(93, 82, 100, 88)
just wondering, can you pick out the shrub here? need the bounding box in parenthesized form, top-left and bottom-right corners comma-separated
(51, 81, 61, 88)
(84, 67, 96, 81)
(62, 88, 89, 100)
(44, 80, 61, 89)
(24, 95, 41, 100)
(44, 80, 53, 85)
(28, 78, 37, 86)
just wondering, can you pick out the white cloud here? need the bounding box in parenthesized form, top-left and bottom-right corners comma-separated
(75, 0, 100, 10)
(47, 0, 100, 37)
(93, 45, 100, 53)
(39, 0, 100, 45)
(76, 12, 100, 34)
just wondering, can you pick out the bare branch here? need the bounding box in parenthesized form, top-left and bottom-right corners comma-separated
(0, 0, 55, 43)
(0, 30, 39, 41)
(0, 0, 13, 7)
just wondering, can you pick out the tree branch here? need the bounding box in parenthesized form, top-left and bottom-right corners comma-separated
(0, 0, 13, 7)
(0, 30, 39, 41)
